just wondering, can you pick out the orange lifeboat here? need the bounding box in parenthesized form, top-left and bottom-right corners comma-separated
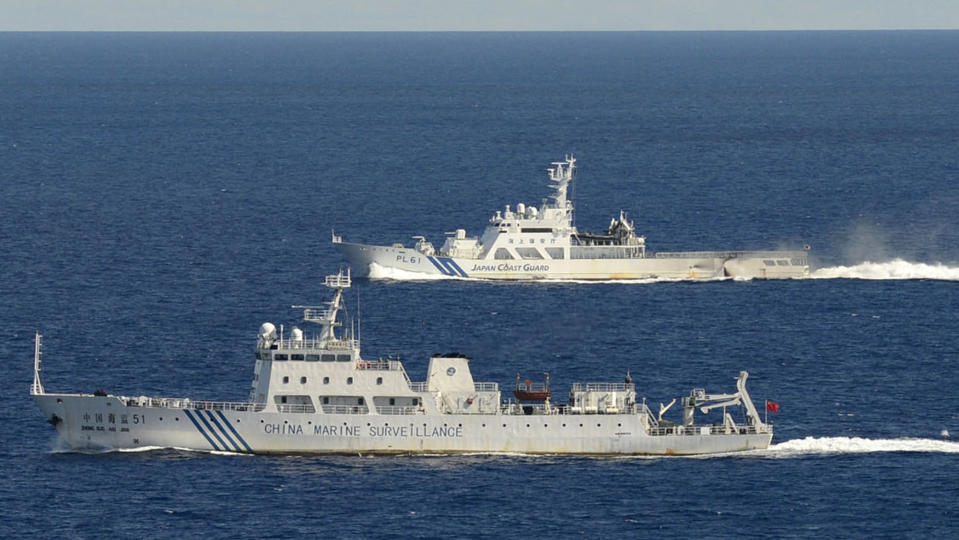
(513, 372, 551, 402)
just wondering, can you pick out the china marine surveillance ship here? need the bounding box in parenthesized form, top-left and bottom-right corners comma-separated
(32, 270, 774, 455)
(333, 156, 809, 280)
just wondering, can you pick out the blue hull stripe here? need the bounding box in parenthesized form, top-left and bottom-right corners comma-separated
(427, 256, 469, 278)
(427, 256, 450, 274)
(215, 410, 254, 453)
(203, 410, 240, 452)
(445, 258, 469, 277)
(195, 409, 229, 451)
(183, 409, 221, 451)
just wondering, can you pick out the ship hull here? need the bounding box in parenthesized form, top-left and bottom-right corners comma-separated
(35, 393, 771, 456)
(335, 241, 808, 280)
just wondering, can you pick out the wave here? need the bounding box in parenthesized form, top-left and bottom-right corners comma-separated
(50, 443, 250, 457)
(762, 436, 959, 456)
(811, 259, 959, 281)
(370, 259, 959, 283)
(367, 263, 466, 281)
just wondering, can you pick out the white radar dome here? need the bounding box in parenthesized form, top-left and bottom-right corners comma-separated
(259, 322, 277, 340)
(291, 327, 303, 341)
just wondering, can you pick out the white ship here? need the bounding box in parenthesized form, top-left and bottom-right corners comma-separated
(32, 270, 773, 456)
(334, 156, 809, 280)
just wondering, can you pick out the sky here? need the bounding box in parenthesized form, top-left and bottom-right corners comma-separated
(1, 0, 958, 31)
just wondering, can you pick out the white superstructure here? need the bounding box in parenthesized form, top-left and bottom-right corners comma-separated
(32, 270, 773, 455)
(334, 156, 809, 280)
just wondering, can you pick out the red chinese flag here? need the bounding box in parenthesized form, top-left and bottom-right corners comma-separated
(766, 401, 780, 413)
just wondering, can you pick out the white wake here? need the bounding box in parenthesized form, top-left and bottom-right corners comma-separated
(369, 259, 959, 283)
(811, 259, 959, 281)
(367, 262, 467, 281)
(763, 436, 959, 456)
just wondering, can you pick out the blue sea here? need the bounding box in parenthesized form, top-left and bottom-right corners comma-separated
(2, 31, 958, 538)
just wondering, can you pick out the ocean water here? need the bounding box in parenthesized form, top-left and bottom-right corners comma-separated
(2, 31, 958, 538)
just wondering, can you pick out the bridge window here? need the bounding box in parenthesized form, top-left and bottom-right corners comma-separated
(347, 377, 353, 385)
(323, 377, 330, 384)
(321, 354, 335, 362)
(545, 248, 565, 259)
(300, 377, 307, 384)
(306, 354, 319, 362)
(290, 354, 304, 361)
(494, 248, 514, 260)
(516, 248, 543, 260)
(376, 377, 383, 385)
(282, 376, 289, 384)
(336, 354, 351, 362)
(274, 354, 288, 361)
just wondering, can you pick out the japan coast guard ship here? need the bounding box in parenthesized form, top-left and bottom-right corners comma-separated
(334, 156, 809, 280)
(32, 270, 773, 455)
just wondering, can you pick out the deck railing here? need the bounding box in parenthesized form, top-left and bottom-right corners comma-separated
(271, 338, 358, 351)
(570, 382, 635, 392)
(647, 424, 771, 436)
(320, 405, 370, 415)
(356, 360, 403, 371)
(376, 406, 421, 415)
(276, 403, 316, 414)
(124, 397, 267, 413)
(654, 250, 805, 259)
